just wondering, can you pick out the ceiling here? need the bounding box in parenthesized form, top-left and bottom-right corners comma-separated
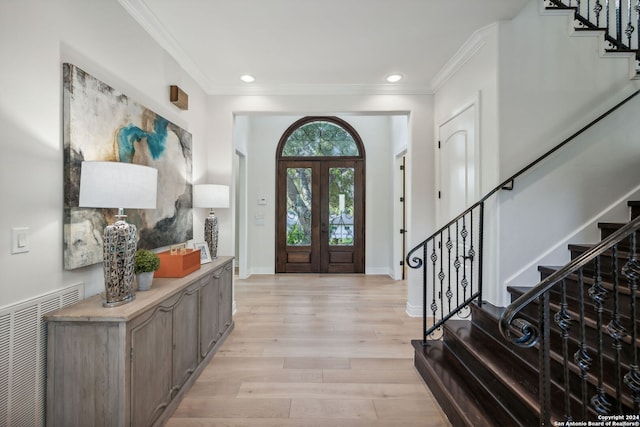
(120, 0, 528, 95)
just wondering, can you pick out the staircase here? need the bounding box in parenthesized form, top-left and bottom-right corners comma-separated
(413, 201, 640, 425)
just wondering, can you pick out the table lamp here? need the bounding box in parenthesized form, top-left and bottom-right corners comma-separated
(193, 184, 229, 259)
(79, 161, 158, 307)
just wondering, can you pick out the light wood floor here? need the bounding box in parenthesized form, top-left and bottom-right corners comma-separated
(166, 274, 450, 427)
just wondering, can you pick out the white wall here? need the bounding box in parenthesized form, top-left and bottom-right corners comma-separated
(0, 0, 209, 307)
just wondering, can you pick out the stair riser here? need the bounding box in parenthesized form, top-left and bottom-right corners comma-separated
(413, 340, 493, 427)
(447, 323, 541, 398)
(442, 335, 533, 426)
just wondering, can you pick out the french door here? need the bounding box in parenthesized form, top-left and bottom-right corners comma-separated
(276, 159, 364, 273)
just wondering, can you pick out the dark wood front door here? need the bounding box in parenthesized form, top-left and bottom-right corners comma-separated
(276, 159, 364, 273)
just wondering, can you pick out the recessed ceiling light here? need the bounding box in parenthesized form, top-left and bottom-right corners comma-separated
(386, 74, 403, 83)
(240, 74, 255, 83)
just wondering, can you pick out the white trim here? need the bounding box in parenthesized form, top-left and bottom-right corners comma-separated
(430, 23, 496, 92)
(118, 0, 213, 91)
(365, 267, 394, 276)
(406, 302, 423, 317)
(205, 83, 433, 96)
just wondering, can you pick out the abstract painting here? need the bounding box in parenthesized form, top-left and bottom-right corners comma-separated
(63, 63, 193, 270)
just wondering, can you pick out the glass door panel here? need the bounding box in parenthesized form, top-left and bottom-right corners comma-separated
(328, 167, 354, 246)
(286, 167, 312, 246)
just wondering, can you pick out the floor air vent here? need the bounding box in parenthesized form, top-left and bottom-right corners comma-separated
(0, 283, 84, 427)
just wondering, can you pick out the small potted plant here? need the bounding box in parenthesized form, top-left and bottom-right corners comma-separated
(134, 249, 160, 291)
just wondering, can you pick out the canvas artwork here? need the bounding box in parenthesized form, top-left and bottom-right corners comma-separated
(63, 63, 193, 270)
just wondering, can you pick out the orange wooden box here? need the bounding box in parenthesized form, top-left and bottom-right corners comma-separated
(155, 249, 201, 278)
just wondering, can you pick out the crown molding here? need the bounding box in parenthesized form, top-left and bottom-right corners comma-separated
(206, 83, 434, 96)
(430, 22, 498, 92)
(118, 0, 214, 91)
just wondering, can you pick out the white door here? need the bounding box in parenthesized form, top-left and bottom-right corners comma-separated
(438, 104, 478, 225)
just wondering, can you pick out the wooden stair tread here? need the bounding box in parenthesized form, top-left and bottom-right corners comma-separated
(444, 320, 541, 413)
(412, 340, 494, 427)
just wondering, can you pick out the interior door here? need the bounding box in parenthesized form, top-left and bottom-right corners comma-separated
(438, 104, 477, 225)
(276, 159, 364, 273)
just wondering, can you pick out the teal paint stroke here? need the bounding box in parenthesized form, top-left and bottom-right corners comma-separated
(117, 115, 168, 162)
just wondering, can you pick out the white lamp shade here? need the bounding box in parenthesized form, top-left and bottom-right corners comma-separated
(193, 184, 230, 208)
(79, 161, 158, 209)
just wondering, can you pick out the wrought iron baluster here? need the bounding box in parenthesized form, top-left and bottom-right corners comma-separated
(595, 0, 604, 27)
(622, 231, 640, 411)
(555, 279, 573, 420)
(607, 0, 612, 39)
(478, 202, 485, 305)
(461, 215, 469, 302)
(430, 239, 439, 338)
(606, 244, 626, 414)
(455, 220, 461, 308)
(468, 210, 475, 301)
(616, 0, 623, 44)
(626, 0, 636, 46)
(423, 243, 428, 344)
(540, 292, 552, 426)
(446, 227, 453, 310)
(439, 231, 446, 316)
(573, 267, 592, 420)
(589, 255, 612, 414)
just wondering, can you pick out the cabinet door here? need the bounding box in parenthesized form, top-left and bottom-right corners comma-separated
(131, 307, 173, 427)
(218, 263, 233, 335)
(172, 287, 200, 392)
(199, 271, 221, 358)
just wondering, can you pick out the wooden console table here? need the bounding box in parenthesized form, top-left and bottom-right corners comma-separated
(46, 256, 234, 427)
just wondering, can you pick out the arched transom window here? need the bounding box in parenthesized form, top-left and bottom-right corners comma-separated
(281, 120, 361, 157)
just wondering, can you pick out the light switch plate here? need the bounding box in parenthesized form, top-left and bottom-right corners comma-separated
(11, 227, 29, 254)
